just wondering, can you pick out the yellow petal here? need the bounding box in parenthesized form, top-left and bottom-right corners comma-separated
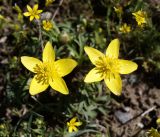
(49, 75, 69, 95)
(104, 73, 122, 96)
(21, 56, 42, 73)
(30, 16, 34, 21)
(42, 20, 46, 24)
(37, 10, 43, 14)
(84, 67, 103, 83)
(132, 13, 136, 16)
(54, 59, 77, 77)
(43, 41, 55, 63)
(75, 122, 82, 126)
(33, 4, 38, 11)
(69, 126, 73, 133)
(84, 46, 104, 65)
(23, 12, 31, 16)
(70, 117, 77, 124)
(27, 5, 32, 12)
(67, 122, 70, 126)
(106, 39, 120, 59)
(29, 76, 49, 95)
(118, 59, 138, 74)
(35, 15, 40, 19)
(72, 126, 78, 132)
(156, 118, 160, 125)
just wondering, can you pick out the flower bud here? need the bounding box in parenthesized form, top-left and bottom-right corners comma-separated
(59, 32, 70, 44)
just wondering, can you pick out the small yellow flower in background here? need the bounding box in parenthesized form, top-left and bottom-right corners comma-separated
(67, 117, 82, 133)
(156, 118, 160, 125)
(119, 23, 131, 33)
(0, 124, 5, 129)
(114, 6, 123, 16)
(84, 39, 138, 96)
(21, 42, 77, 95)
(42, 20, 53, 31)
(0, 14, 4, 20)
(23, 4, 43, 21)
(132, 10, 147, 27)
(147, 128, 160, 137)
(14, 4, 23, 21)
(45, 0, 55, 6)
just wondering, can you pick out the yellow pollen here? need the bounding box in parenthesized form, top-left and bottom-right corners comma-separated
(33, 64, 49, 84)
(95, 57, 119, 79)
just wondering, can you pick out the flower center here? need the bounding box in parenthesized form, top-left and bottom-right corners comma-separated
(33, 63, 50, 85)
(46, 22, 52, 28)
(136, 16, 145, 23)
(95, 56, 119, 79)
(135, 12, 146, 25)
(31, 9, 38, 16)
(68, 121, 77, 128)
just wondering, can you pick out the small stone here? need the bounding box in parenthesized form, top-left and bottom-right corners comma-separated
(0, 36, 7, 44)
(41, 12, 52, 20)
(124, 107, 130, 112)
(137, 122, 144, 128)
(115, 110, 133, 124)
(1, 59, 8, 64)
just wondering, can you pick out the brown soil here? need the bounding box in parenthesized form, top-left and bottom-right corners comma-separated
(109, 74, 160, 137)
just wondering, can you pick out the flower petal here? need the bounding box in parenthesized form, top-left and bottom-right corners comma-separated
(84, 46, 104, 65)
(35, 15, 40, 19)
(84, 67, 103, 83)
(37, 10, 43, 14)
(49, 75, 69, 95)
(54, 59, 77, 77)
(118, 59, 138, 74)
(23, 12, 31, 16)
(27, 5, 32, 12)
(42, 20, 46, 24)
(69, 126, 73, 133)
(72, 126, 78, 132)
(70, 117, 77, 124)
(30, 16, 34, 21)
(33, 4, 38, 11)
(106, 39, 120, 59)
(75, 122, 82, 126)
(21, 56, 42, 73)
(43, 41, 55, 63)
(104, 73, 122, 96)
(67, 122, 70, 126)
(29, 76, 49, 95)
(156, 118, 160, 124)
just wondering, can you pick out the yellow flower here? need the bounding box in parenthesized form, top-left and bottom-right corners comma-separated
(119, 23, 131, 33)
(23, 4, 43, 21)
(67, 117, 82, 133)
(0, 124, 5, 129)
(45, 0, 55, 6)
(0, 14, 4, 20)
(157, 118, 160, 125)
(42, 20, 53, 31)
(84, 39, 138, 96)
(114, 6, 123, 16)
(132, 10, 147, 27)
(147, 128, 160, 137)
(21, 42, 77, 95)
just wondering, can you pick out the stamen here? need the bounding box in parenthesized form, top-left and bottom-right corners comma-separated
(33, 64, 49, 85)
(95, 56, 119, 80)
